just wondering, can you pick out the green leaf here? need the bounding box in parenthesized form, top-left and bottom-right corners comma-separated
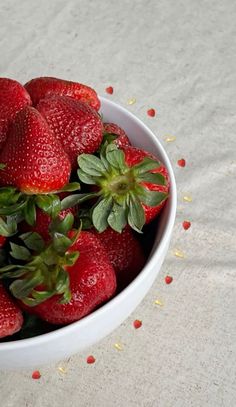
(127, 194, 145, 233)
(106, 148, 126, 172)
(36, 194, 61, 218)
(137, 172, 166, 185)
(55, 267, 70, 295)
(0, 163, 6, 170)
(10, 272, 43, 299)
(64, 251, 80, 266)
(0, 187, 22, 205)
(133, 157, 160, 174)
(107, 202, 127, 233)
(10, 242, 31, 261)
(78, 154, 106, 176)
(23, 198, 36, 226)
(92, 196, 113, 232)
(50, 213, 74, 235)
(0, 199, 27, 216)
(57, 182, 81, 192)
(0, 216, 17, 237)
(53, 233, 72, 254)
(60, 193, 99, 210)
(20, 232, 45, 252)
(77, 169, 97, 185)
(138, 187, 168, 207)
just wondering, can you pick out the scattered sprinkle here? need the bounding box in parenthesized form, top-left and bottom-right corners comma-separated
(127, 97, 136, 105)
(114, 343, 123, 351)
(154, 299, 164, 306)
(183, 220, 191, 230)
(178, 158, 186, 167)
(58, 366, 67, 374)
(174, 249, 185, 258)
(147, 108, 156, 117)
(165, 135, 176, 143)
(32, 370, 41, 380)
(165, 276, 173, 284)
(105, 86, 114, 95)
(86, 355, 96, 364)
(183, 195, 192, 202)
(133, 319, 142, 329)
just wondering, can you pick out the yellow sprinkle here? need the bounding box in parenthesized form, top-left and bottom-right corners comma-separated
(154, 299, 164, 306)
(174, 249, 185, 258)
(114, 343, 123, 351)
(127, 97, 136, 105)
(183, 195, 192, 202)
(58, 366, 67, 374)
(164, 135, 176, 142)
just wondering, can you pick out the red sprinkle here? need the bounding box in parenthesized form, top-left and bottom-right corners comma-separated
(133, 319, 142, 329)
(147, 108, 156, 117)
(105, 86, 114, 95)
(177, 159, 186, 167)
(165, 276, 173, 285)
(182, 220, 191, 230)
(32, 370, 41, 380)
(87, 355, 96, 364)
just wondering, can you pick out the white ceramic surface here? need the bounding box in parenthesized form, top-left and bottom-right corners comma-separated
(0, 97, 177, 369)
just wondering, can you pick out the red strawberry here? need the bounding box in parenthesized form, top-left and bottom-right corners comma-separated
(0, 78, 31, 149)
(0, 236, 6, 248)
(92, 226, 146, 289)
(25, 77, 100, 111)
(0, 284, 23, 338)
(22, 231, 116, 325)
(37, 95, 103, 169)
(103, 122, 131, 148)
(77, 144, 169, 233)
(0, 106, 71, 194)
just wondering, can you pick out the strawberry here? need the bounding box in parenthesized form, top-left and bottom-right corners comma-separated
(19, 231, 116, 325)
(92, 226, 146, 289)
(0, 284, 23, 338)
(0, 78, 31, 149)
(0, 106, 71, 194)
(103, 123, 131, 148)
(0, 236, 6, 248)
(25, 77, 100, 111)
(76, 143, 169, 233)
(37, 95, 103, 169)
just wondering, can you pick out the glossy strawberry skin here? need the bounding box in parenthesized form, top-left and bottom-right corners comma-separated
(122, 146, 170, 223)
(24, 231, 117, 325)
(25, 77, 100, 111)
(103, 122, 131, 148)
(37, 95, 103, 169)
(92, 226, 146, 289)
(0, 284, 23, 338)
(0, 106, 71, 194)
(0, 78, 31, 150)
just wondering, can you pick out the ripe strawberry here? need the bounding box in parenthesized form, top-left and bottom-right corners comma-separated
(0, 106, 71, 194)
(77, 144, 169, 233)
(37, 95, 103, 169)
(0, 78, 31, 149)
(25, 77, 100, 111)
(0, 284, 23, 338)
(22, 231, 116, 324)
(0, 236, 6, 248)
(103, 122, 131, 148)
(92, 226, 146, 289)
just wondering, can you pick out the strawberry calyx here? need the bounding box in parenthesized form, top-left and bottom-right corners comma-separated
(0, 214, 80, 306)
(76, 144, 168, 233)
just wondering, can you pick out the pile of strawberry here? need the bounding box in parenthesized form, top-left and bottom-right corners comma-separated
(0, 77, 170, 340)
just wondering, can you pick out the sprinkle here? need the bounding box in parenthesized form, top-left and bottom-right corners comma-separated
(147, 108, 156, 117)
(127, 97, 136, 105)
(58, 366, 67, 374)
(105, 86, 113, 94)
(182, 220, 191, 230)
(154, 299, 164, 306)
(183, 195, 192, 202)
(32, 370, 41, 380)
(165, 135, 176, 142)
(174, 249, 185, 258)
(177, 158, 186, 167)
(114, 343, 123, 351)
(165, 276, 173, 284)
(86, 355, 96, 364)
(133, 319, 142, 329)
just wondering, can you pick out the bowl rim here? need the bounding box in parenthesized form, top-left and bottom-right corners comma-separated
(0, 96, 177, 350)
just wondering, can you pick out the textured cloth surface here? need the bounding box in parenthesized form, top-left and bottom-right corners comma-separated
(0, 1, 236, 406)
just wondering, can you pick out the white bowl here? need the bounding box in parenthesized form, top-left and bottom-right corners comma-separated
(0, 97, 177, 369)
